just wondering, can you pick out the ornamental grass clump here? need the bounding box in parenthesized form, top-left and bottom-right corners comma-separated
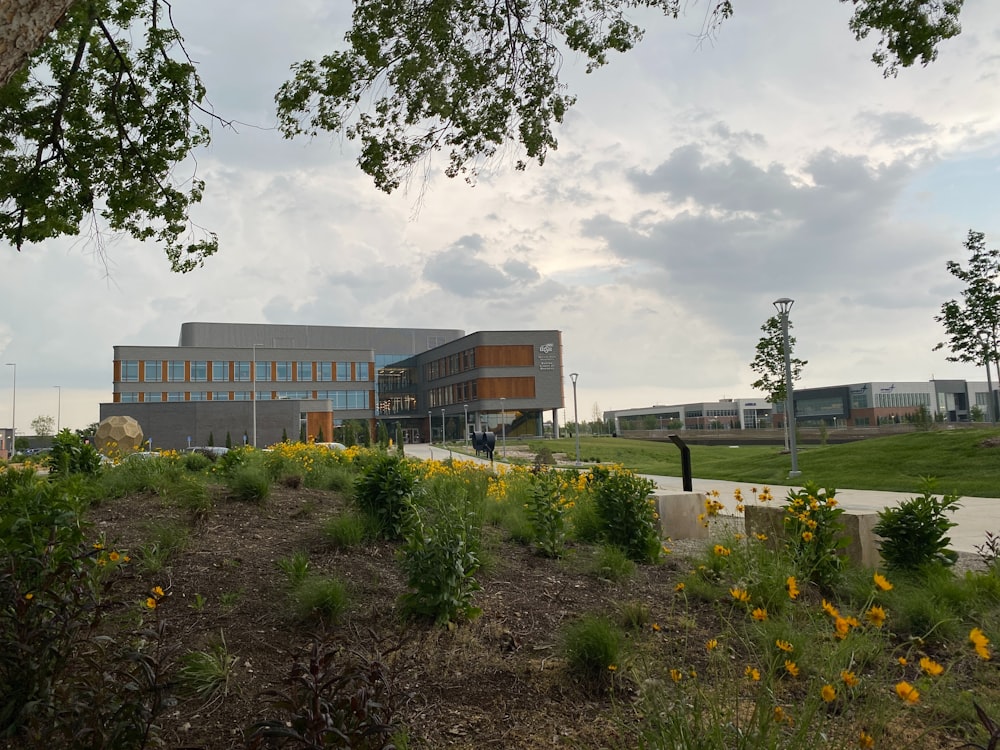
(591, 468, 661, 563)
(560, 615, 624, 687)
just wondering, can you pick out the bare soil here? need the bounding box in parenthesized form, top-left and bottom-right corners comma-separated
(82, 483, 722, 750)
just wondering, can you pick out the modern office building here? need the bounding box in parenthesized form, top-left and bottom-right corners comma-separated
(100, 323, 565, 450)
(606, 380, 995, 431)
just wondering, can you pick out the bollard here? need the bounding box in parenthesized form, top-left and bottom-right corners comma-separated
(667, 434, 693, 492)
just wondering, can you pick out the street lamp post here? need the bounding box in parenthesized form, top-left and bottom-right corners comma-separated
(252, 344, 258, 447)
(5, 363, 14, 454)
(569, 372, 581, 466)
(53, 385, 61, 432)
(773, 298, 801, 478)
(441, 408, 445, 446)
(427, 410, 431, 443)
(499, 397, 506, 459)
(463, 404, 468, 446)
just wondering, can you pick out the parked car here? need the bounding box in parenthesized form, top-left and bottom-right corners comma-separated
(186, 446, 229, 460)
(315, 442, 346, 451)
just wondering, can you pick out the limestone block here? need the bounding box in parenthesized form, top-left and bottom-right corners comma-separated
(744, 504, 882, 568)
(654, 492, 711, 540)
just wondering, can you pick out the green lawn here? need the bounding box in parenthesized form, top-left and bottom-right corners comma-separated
(520, 430, 1000, 497)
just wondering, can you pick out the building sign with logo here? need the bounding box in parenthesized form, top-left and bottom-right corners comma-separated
(538, 343, 557, 371)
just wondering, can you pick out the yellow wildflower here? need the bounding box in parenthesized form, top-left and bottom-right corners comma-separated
(144, 597, 157, 610)
(821, 684, 836, 703)
(670, 668, 683, 683)
(786, 576, 799, 600)
(873, 572, 893, 591)
(801, 531, 814, 542)
(841, 670, 860, 687)
(821, 599, 840, 618)
(745, 666, 761, 681)
(895, 681, 920, 704)
(751, 607, 768, 622)
(919, 656, 944, 677)
(784, 659, 799, 677)
(866, 605, 887, 628)
(730, 587, 751, 603)
(675, 583, 685, 592)
(775, 639, 793, 652)
(859, 730, 875, 748)
(706, 639, 719, 652)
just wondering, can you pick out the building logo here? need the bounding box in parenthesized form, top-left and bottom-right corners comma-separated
(879, 384, 896, 393)
(538, 343, 556, 371)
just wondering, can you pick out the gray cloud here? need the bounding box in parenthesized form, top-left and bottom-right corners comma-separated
(856, 110, 936, 145)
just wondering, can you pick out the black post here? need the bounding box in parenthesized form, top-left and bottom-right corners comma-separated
(668, 433, 693, 492)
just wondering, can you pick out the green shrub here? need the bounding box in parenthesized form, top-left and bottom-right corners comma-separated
(398, 478, 482, 625)
(48, 429, 101, 477)
(276, 552, 311, 589)
(178, 633, 236, 704)
(874, 479, 960, 570)
(560, 615, 624, 683)
(616, 600, 651, 630)
(524, 471, 569, 557)
(568, 490, 602, 543)
(182, 451, 212, 472)
(291, 575, 350, 623)
(305, 462, 355, 493)
(592, 469, 661, 563)
(354, 452, 417, 540)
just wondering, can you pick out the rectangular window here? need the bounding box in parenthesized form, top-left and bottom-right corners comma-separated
(234, 361, 251, 382)
(317, 362, 332, 381)
(212, 391, 230, 401)
(255, 361, 271, 382)
(167, 360, 185, 382)
(120, 392, 139, 403)
(277, 391, 310, 400)
(355, 362, 370, 381)
(143, 361, 161, 382)
(212, 361, 229, 382)
(121, 360, 139, 382)
(256, 391, 271, 400)
(336, 362, 351, 381)
(145, 392, 163, 402)
(347, 390, 368, 409)
(329, 391, 347, 409)
(233, 391, 251, 401)
(297, 362, 312, 382)
(189, 391, 208, 401)
(190, 361, 208, 382)
(167, 391, 184, 402)
(275, 361, 293, 382)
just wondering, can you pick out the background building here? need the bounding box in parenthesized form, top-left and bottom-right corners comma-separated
(606, 379, 995, 433)
(100, 323, 564, 449)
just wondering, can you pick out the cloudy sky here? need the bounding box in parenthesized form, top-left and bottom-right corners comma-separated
(3, 0, 1000, 432)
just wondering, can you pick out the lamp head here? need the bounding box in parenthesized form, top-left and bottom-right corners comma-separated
(570, 372, 579, 384)
(772, 297, 794, 315)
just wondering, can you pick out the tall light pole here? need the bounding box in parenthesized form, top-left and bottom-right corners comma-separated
(499, 397, 506, 459)
(53, 385, 61, 432)
(440, 408, 445, 445)
(570, 372, 581, 466)
(5, 363, 14, 453)
(427, 410, 431, 443)
(463, 404, 468, 446)
(773, 298, 801, 478)
(251, 344, 258, 447)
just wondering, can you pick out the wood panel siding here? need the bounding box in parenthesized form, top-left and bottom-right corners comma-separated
(477, 377, 536, 400)
(474, 345, 534, 367)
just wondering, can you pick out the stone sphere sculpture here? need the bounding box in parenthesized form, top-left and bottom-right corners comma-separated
(95, 415, 145, 455)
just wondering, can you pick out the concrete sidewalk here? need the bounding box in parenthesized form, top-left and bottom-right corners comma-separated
(403, 443, 999, 554)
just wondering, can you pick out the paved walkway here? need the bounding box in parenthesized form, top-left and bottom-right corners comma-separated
(403, 443, 999, 553)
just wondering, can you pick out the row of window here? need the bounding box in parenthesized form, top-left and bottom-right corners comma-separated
(873, 392, 931, 408)
(120, 360, 371, 384)
(119, 390, 370, 409)
(428, 380, 479, 407)
(425, 348, 476, 382)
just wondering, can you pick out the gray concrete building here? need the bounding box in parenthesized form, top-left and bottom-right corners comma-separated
(100, 323, 564, 450)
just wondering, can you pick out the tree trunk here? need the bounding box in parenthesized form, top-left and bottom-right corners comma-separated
(0, 0, 76, 88)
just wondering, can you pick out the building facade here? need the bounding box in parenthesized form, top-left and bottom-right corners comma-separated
(606, 380, 995, 432)
(100, 323, 564, 450)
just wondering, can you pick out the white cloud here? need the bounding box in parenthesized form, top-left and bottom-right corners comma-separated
(3, 0, 1000, 433)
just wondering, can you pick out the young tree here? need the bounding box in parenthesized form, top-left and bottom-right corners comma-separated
(31, 414, 55, 437)
(934, 230, 1000, 423)
(750, 315, 807, 447)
